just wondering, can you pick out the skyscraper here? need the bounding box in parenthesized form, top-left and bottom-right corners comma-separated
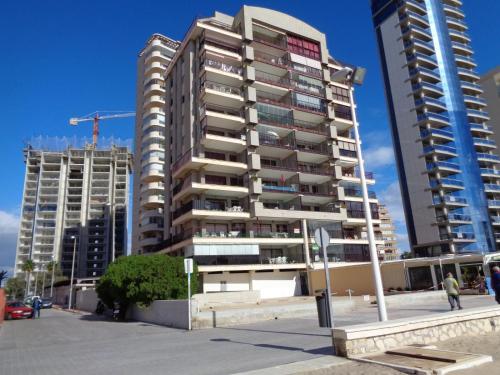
(480, 67, 500, 147)
(14, 138, 132, 282)
(136, 6, 384, 297)
(374, 204, 399, 260)
(371, 0, 499, 257)
(131, 34, 179, 254)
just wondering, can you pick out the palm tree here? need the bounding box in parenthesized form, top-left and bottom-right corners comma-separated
(0, 270, 8, 288)
(21, 259, 35, 297)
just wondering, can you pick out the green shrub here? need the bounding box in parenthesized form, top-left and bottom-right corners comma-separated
(96, 254, 198, 310)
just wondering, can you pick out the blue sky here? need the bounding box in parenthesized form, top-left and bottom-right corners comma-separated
(1, 1, 499, 273)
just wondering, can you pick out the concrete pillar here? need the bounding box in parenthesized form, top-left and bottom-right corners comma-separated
(249, 270, 255, 291)
(430, 265, 438, 290)
(455, 263, 464, 288)
(301, 219, 311, 266)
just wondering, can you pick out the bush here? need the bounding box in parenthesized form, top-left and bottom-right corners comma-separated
(96, 255, 198, 311)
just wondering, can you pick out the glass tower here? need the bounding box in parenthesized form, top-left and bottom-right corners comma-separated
(371, 0, 499, 257)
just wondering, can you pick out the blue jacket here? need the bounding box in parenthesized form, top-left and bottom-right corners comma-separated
(492, 272, 500, 291)
(33, 299, 41, 310)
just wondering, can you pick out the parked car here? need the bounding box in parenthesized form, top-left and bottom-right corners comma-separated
(4, 301, 33, 320)
(41, 298, 53, 309)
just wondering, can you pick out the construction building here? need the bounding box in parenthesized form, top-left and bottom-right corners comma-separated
(374, 204, 399, 260)
(132, 6, 384, 298)
(14, 137, 132, 281)
(371, 0, 500, 257)
(131, 34, 179, 254)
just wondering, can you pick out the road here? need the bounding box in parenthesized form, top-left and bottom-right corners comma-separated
(0, 295, 495, 375)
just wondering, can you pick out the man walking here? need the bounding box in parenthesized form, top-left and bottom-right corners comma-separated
(33, 297, 42, 318)
(444, 272, 463, 311)
(491, 266, 500, 304)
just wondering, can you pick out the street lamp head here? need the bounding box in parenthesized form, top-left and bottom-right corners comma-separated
(330, 66, 366, 85)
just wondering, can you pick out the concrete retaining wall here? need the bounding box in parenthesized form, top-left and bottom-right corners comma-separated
(75, 289, 99, 312)
(193, 299, 356, 329)
(193, 291, 260, 311)
(383, 290, 447, 307)
(129, 300, 189, 329)
(332, 306, 500, 357)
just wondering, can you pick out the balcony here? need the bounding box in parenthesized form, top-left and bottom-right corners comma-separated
(451, 41, 473, 55)
(477, 153, 500, 163)
(255, 69, 290, 89)
(449, 29, 471, 43)
(409, 67, 441, 84)
(412, 82, 444, 98)
(406, 52, 438, 69)
(399, 0, 427, 14)
(463, 95, 487, 107)
(172, 199, 250, 224)
(252, 200, 346, 222)
(172, 175, 248, 202)
(457, 67, 479, 81)
(492, 216, 500, 226)
(253, 30, 287, 50)
(344, 188, 377, 199)
(480, 169, 500, 178)
(455, 55, 476, 68)
(467, 109, 489, 121)
(257, 108, 327, 135)
(446, 16, 468, 30)
(488, 200, 500, 209)
(415, 97, 447, 111)
(430, 178, 464, 190)
(417, 112, 450, 127)
(470, 124, 493, 134)
(461, 82, 483, 95)
(403, 39, 434, 55)
(399, 10, 430, 28)
(201, 80, 243, 107)
(484, 184, 500, 193)
(401, 24, 432, 41)
(427, 161, 461, 173)
(423, 144, 457, 156)
(437, 213, 472, 224)
(200, 104, 245, 130)
(254, 50, 289, 69)
(473, 138, 496, 148)
(420, 128, 454, 141)
(432, 195, 467, 206)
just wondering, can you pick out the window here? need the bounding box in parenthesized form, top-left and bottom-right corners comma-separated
(331, 86, 350, 103)
(287, 35, 321, 60)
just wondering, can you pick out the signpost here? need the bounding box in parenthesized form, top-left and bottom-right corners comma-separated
(314, 227, 334, 328)
(184, 258, 193, 331)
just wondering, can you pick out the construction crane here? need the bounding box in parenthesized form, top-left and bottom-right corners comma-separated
(69, 111, 135, 146)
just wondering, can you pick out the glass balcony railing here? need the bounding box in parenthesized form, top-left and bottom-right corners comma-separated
(484, 184, 500, 191)
(463, 95, 486, 105)
(202, 80, 242, 96)
(470, 124, 493, 132)
(407, 52, 438, 66)
(450, 232, 475, 240)
(491, 216, 500, 224)
(399, 10, 429, 26)
(409, 67, 441, 80)
(457, 67, 479, 77)
(202, 58, 242, 75)
(488, 200, 500, 207)
(473, 138, 496, 147)
(477, 153, 500, 161)
(480, 168, 500, 176)
(437, 214, 471, 222)
(257, 108, 327, 134)
(430, 178, 464, 188)
(343, 188, 377, 199)
(456, 55, 476, 65)
(446, 16, 467, 29)
(467, 109, 489, 118)
(427, 161, 460, 171)
(415, 97, 447, 109)
(451, 41, 472, 52)
(417, 112, 450, 124)
(412, 82, 444, 94)
(423, 144, 457, 155)
(421, 128, 454, 139)
(401, 24, 432, 39)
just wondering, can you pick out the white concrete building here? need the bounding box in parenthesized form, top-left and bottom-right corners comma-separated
(14, 139, 132, 282)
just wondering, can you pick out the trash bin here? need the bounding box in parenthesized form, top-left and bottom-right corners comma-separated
(315, 289, 331, 328)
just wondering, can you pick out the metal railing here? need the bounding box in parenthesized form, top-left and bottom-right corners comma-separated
(202, 80, 241, 96)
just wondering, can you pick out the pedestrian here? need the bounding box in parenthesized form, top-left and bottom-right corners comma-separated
(33, 297, 42, 319)
(491, 266, 500, 304)
(443, 272, 463, 311)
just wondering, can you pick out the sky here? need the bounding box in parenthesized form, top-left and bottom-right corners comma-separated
(1, 0, 499, 275)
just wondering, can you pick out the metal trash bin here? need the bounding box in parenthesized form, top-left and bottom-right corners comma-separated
(315, 289, 331, 328)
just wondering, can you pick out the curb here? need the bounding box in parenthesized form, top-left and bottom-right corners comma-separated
(230, 356, 350, 375)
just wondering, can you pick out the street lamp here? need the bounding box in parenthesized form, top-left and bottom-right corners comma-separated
(331, 66, 388, 322)
(68, 235, 78, 310)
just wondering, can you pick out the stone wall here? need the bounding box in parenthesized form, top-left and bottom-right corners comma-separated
(333, 306, 500, 357)
(128, 300, 189, 329)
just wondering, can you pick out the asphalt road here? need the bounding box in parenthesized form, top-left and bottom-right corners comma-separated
(0, 295, 495, 375)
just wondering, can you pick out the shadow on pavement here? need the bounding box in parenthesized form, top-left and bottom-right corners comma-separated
(210, 338, 333, 355)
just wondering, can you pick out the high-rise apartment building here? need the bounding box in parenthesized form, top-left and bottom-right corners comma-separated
(371, 0, 500, 257)
(14, 139, 132, 280)
(375, 204, 399, 260)
(132, 34, 179, 254)
(139, 6, 383, 297)
(480, 67, 500, 146)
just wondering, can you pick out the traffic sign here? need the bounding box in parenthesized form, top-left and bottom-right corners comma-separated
(184, 258, 193, 274)
(314, 227, 330, 248)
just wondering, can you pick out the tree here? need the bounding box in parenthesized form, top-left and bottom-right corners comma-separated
(0, 270, 8, 288)
(400, 252, 413, 260)
(5, 277, 25, 300)
(96, 255, 198, 313)
(21, 259, 35, 296)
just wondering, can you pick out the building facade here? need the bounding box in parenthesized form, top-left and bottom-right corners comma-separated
(371, 0, 500, 257)
(375, 204, 399, 260)
(136, 7, 384, 298)
(131, 34, 179, 255)
(480, 67, 500, 147)
(14, 141, 132, 280)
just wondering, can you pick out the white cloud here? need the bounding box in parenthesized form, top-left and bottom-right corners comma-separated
(0, 210, 20, 274)
(363, 146, 395, 169)
(378, 181, 406, 225)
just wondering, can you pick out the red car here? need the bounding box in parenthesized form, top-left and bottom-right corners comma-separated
(4, 301, 33, 320)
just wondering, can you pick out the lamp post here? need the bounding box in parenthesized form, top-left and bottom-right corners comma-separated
(330, 67, 388, 322)
(68, 235, 78, 310)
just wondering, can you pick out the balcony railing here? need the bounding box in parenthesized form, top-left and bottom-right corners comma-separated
(471, 124, 493, 132)
(420, 128, 454, 139)
(427, 161, 460, 171)
(254, 50, 288, 67)
(488, 200, 500, 207)
(202, 80, 241, 96)
(292, 97, 327, 114)
(463, 95, 486, 105)
(340, 149, 357, 158)
(467, 109, 489, 118)
(433, 195, 467, 205)
(253, 31, 287, 49)
(477, 153, 500, 161)
(263, 184, 299, 193)
(437, 214, 471, 222)
(344, 189, 377, 199)
(430, 178, 464, 188)
(194, 231, 302, 239)
(202, 58, 242, 75)
(297, 164, 334, 175)
(473, 138, 496, 147)
(417, 112, 450, 124)
(481, 169, 500, 176)
(255, 70, 290, 87)
(485, 184, 500, 192)
(257, 108, 327, 134)
(173, 200, 247, 220)
(423, 144, 457, 155)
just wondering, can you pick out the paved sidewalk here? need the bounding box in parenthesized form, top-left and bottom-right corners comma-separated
(0, 295, 495, 375)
